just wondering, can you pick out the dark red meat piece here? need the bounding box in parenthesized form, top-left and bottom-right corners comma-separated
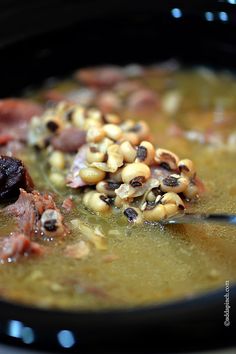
(0, 99, 43, 141)
(51, 127, 86, 153)
(5, 189, 67, 238)
(62, 197, 74, 213)
(0, 134, 14, 146)
(0, 156, 34, 201)
(0, 233, 43, 262)
(42, 89, 69, 104)
(75, 66, 125, 88)
(96, 91, 121, 113)
(127, 89, 159, 112)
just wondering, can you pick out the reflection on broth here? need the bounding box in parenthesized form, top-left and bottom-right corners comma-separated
(0, 64, 236, 310)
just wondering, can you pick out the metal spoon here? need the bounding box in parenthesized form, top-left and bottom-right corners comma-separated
(162, 213, 236, 225)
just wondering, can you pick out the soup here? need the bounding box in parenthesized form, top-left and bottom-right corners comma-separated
(0, 64, 236, 310)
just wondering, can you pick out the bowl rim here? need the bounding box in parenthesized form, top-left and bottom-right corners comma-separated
(0, 282, 235, 322)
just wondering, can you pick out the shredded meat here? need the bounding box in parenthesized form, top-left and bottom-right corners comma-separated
(114, 80, 143, 95)
(0, 233, 44, 262)
(102, 254, 120, 262)
(96, 91, 121, 113)
(62, 197, 74, 213)
(0, 134, 14, 146)
(74, 66, 125, 88)
(127, 89, 159, 111)
(0, 156, 34, 201)
(151, 165, 174, 181)
(167, 123, 184, 138)
(0, 141, 25, 158)
(51, 128, 86, 153)
(65, 240, 90, 260)
(0, 99, 43, 141)
(43, 89, 95, 107)
(5, 189, 68, 238)
(66, 145, 88, 188)
(42, 90, 70, 104)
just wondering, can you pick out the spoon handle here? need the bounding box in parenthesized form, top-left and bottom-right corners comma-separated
(165, 213, 236, 225)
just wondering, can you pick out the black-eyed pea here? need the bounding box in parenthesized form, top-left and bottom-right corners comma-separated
(83, 190, 95, 207)
(103, 124, 123, 141)
(84, 118, 102, 130)
(136, 141, 155, 165)
(96, 181, 109, 195)
(146, 187, 161, 202)
(143, 204, 166, 222)
(86, 147, 106, 163)
(104, 113, 121, 125)
(178, 159, 196, 178)
(86, 127, 105, 143)
(109, 168, 123, 183)
(98, 137, 114, 154)
(129, 176, 146, 188)
(134, 121, 150, 141)
(155, 148, 179, 170)
(146, 191, 156, 202)
(121, 162, 150, 184)
(119, 141, 136, 163)
(120, 119, 136, 132)
(121, 132, 140, 146)
(160, 174, 189, 193)
(87, 109, 102, 122)
(45, 115, 63, 133)
(183, 181, 199, 200)
(48, 151, 65, 170)
(88, 192, 111, 213)
(56, 101, 71, 115)
(106, 144, 124, 172)
(114, 195, 123, 208)
(49, 172, 65, 188)
(28, 116, 43, 145)
(41, 209, 64, 237)
(163, 204, 178, 218)
(123, 207, 143, 224)
(71, 106, 86, 128)
(161, 192, 185, 209)
(79, 167, 106, 185)
(96, 180, 120, 197)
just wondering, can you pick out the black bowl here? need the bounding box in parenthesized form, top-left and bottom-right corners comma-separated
(0, 1, 235, 352)
(0, 286, 236, 353)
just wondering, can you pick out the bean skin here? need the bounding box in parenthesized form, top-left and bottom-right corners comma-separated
(123, 207, 143, 224)
(119, 141, 136, 163)
(160, 174, 189, 193)
(136, 141, 155, 165)
(178, 159, 196, 178)
(155, 148, 179, 170)
(84, 192, 111, 213)
(103, 124, 122, 141)
(143, 204, 166, 222)
(80, 167, 106, 184)
(121, 162, 150, 184)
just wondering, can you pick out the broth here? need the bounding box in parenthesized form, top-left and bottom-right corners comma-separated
(0, 65, 236, 310)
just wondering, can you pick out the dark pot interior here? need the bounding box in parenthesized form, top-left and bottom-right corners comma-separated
(0, 1, 235, 352)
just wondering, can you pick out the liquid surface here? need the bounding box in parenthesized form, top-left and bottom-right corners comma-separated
(0, 65, 236, 310)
